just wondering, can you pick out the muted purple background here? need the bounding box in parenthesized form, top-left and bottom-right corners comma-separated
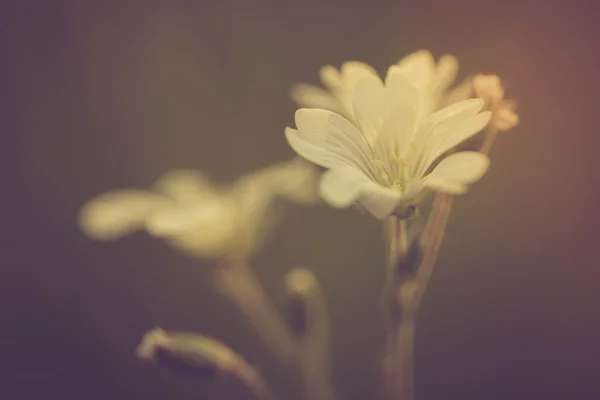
(2, 1, 599, 399)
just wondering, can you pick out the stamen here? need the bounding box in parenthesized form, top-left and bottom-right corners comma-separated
(371, 155, 411, 196)
(380, 171, 391, 186)
(371, 159, 386, 169)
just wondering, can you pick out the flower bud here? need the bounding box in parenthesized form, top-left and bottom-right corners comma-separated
(136, 327, 237, 378)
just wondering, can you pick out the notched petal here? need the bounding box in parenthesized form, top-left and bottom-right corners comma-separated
(423, 151, 490, 194)
(79, 190, 169, 240)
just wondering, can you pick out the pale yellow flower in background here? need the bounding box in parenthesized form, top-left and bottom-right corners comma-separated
(290, 61, 378, 122)
(286, 64, 492, 220)
(472, 74, 519, 131)
(290, 50, 473, 121)
(393, 50, 471, 114)
(79, 160, 319, 259)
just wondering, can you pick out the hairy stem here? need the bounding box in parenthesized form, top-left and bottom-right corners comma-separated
(412, 193, 453, 311)
(382, 217, 400, 370)
(383, 194, 454, 400)
(382, 218, 412, 400)
(395, 313, 416, 400)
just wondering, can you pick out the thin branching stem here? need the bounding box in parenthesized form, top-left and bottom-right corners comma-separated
(383, 193, 454, 400)
(286, 268, 336, 400)
(382, 217, 414, 400)
(412, 193, 453, 312)
(479, 125, 499, 155)
(216, 261, 298, 365)
(230, 359, 280, 400)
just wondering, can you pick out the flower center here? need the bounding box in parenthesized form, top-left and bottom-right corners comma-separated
(372, 154, 410, 195)
(371, 153, 423, 220)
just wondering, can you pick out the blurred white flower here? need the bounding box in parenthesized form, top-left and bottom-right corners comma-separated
(79, 160, 319, 259)
(472, 74, 519, 131)
(290, 50, 473, 121)
(290, 61, 378, 122)
(393, 50, 471, 115)
(286, 65, 491, 220)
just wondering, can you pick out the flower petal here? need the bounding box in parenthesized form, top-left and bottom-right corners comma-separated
(319, 65, 342, 89)
(289, 83, 344, 114)
(319, 166, 401, 219)
(147, 200, 239, 258)
(290, 108, 376, 177)
(416, 110, 492, 177)
(410, 99, 488, 175)
(351, 74, 385, 146)
(433, 54, 459, 94)
(384, 66, 419, 102)
(145, 200, 229, 237)
(422, 151, 489, 194)
(438, 77, 473, 108)
(286, 127, 353, 169)
(79, 190, 169, 240)
(238, 159, 320, 205)
(152, 169, 216, 205)
(338, 61, 381, 117)
(340, 61, 380, 90)
(318, 167, 367, 208)
(374, 104, 417, 161)
(358, 189, 406, 220)
(417, 98, 485, 141)
(396, 50, 436, 89)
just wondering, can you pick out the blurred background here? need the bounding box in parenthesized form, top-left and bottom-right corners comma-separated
(2, 1, 599, 399)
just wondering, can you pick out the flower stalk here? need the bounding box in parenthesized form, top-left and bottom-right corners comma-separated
(382, 216, 414, 400)
(479, 124, 500, 156)
(382, 193, 454, 400)
(216, 261, 298, 365)
(286, 268, 336, 400)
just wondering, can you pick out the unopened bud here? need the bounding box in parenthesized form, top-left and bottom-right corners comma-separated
(137, 328, 276, 399)
(472, 74, 519, 132)
(136, 327, 237, 378)
(472, 74, 504, 107)
(285, 268, 319, 337)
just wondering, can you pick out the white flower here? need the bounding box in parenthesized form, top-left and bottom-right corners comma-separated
(290, 50, 473, 122)
(290, 61, 379, 121)
(393, 50, 468, 115)
(472, 74, 519, 131)
(285, 65, 492, 220)
(79, 160, 319, 259)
